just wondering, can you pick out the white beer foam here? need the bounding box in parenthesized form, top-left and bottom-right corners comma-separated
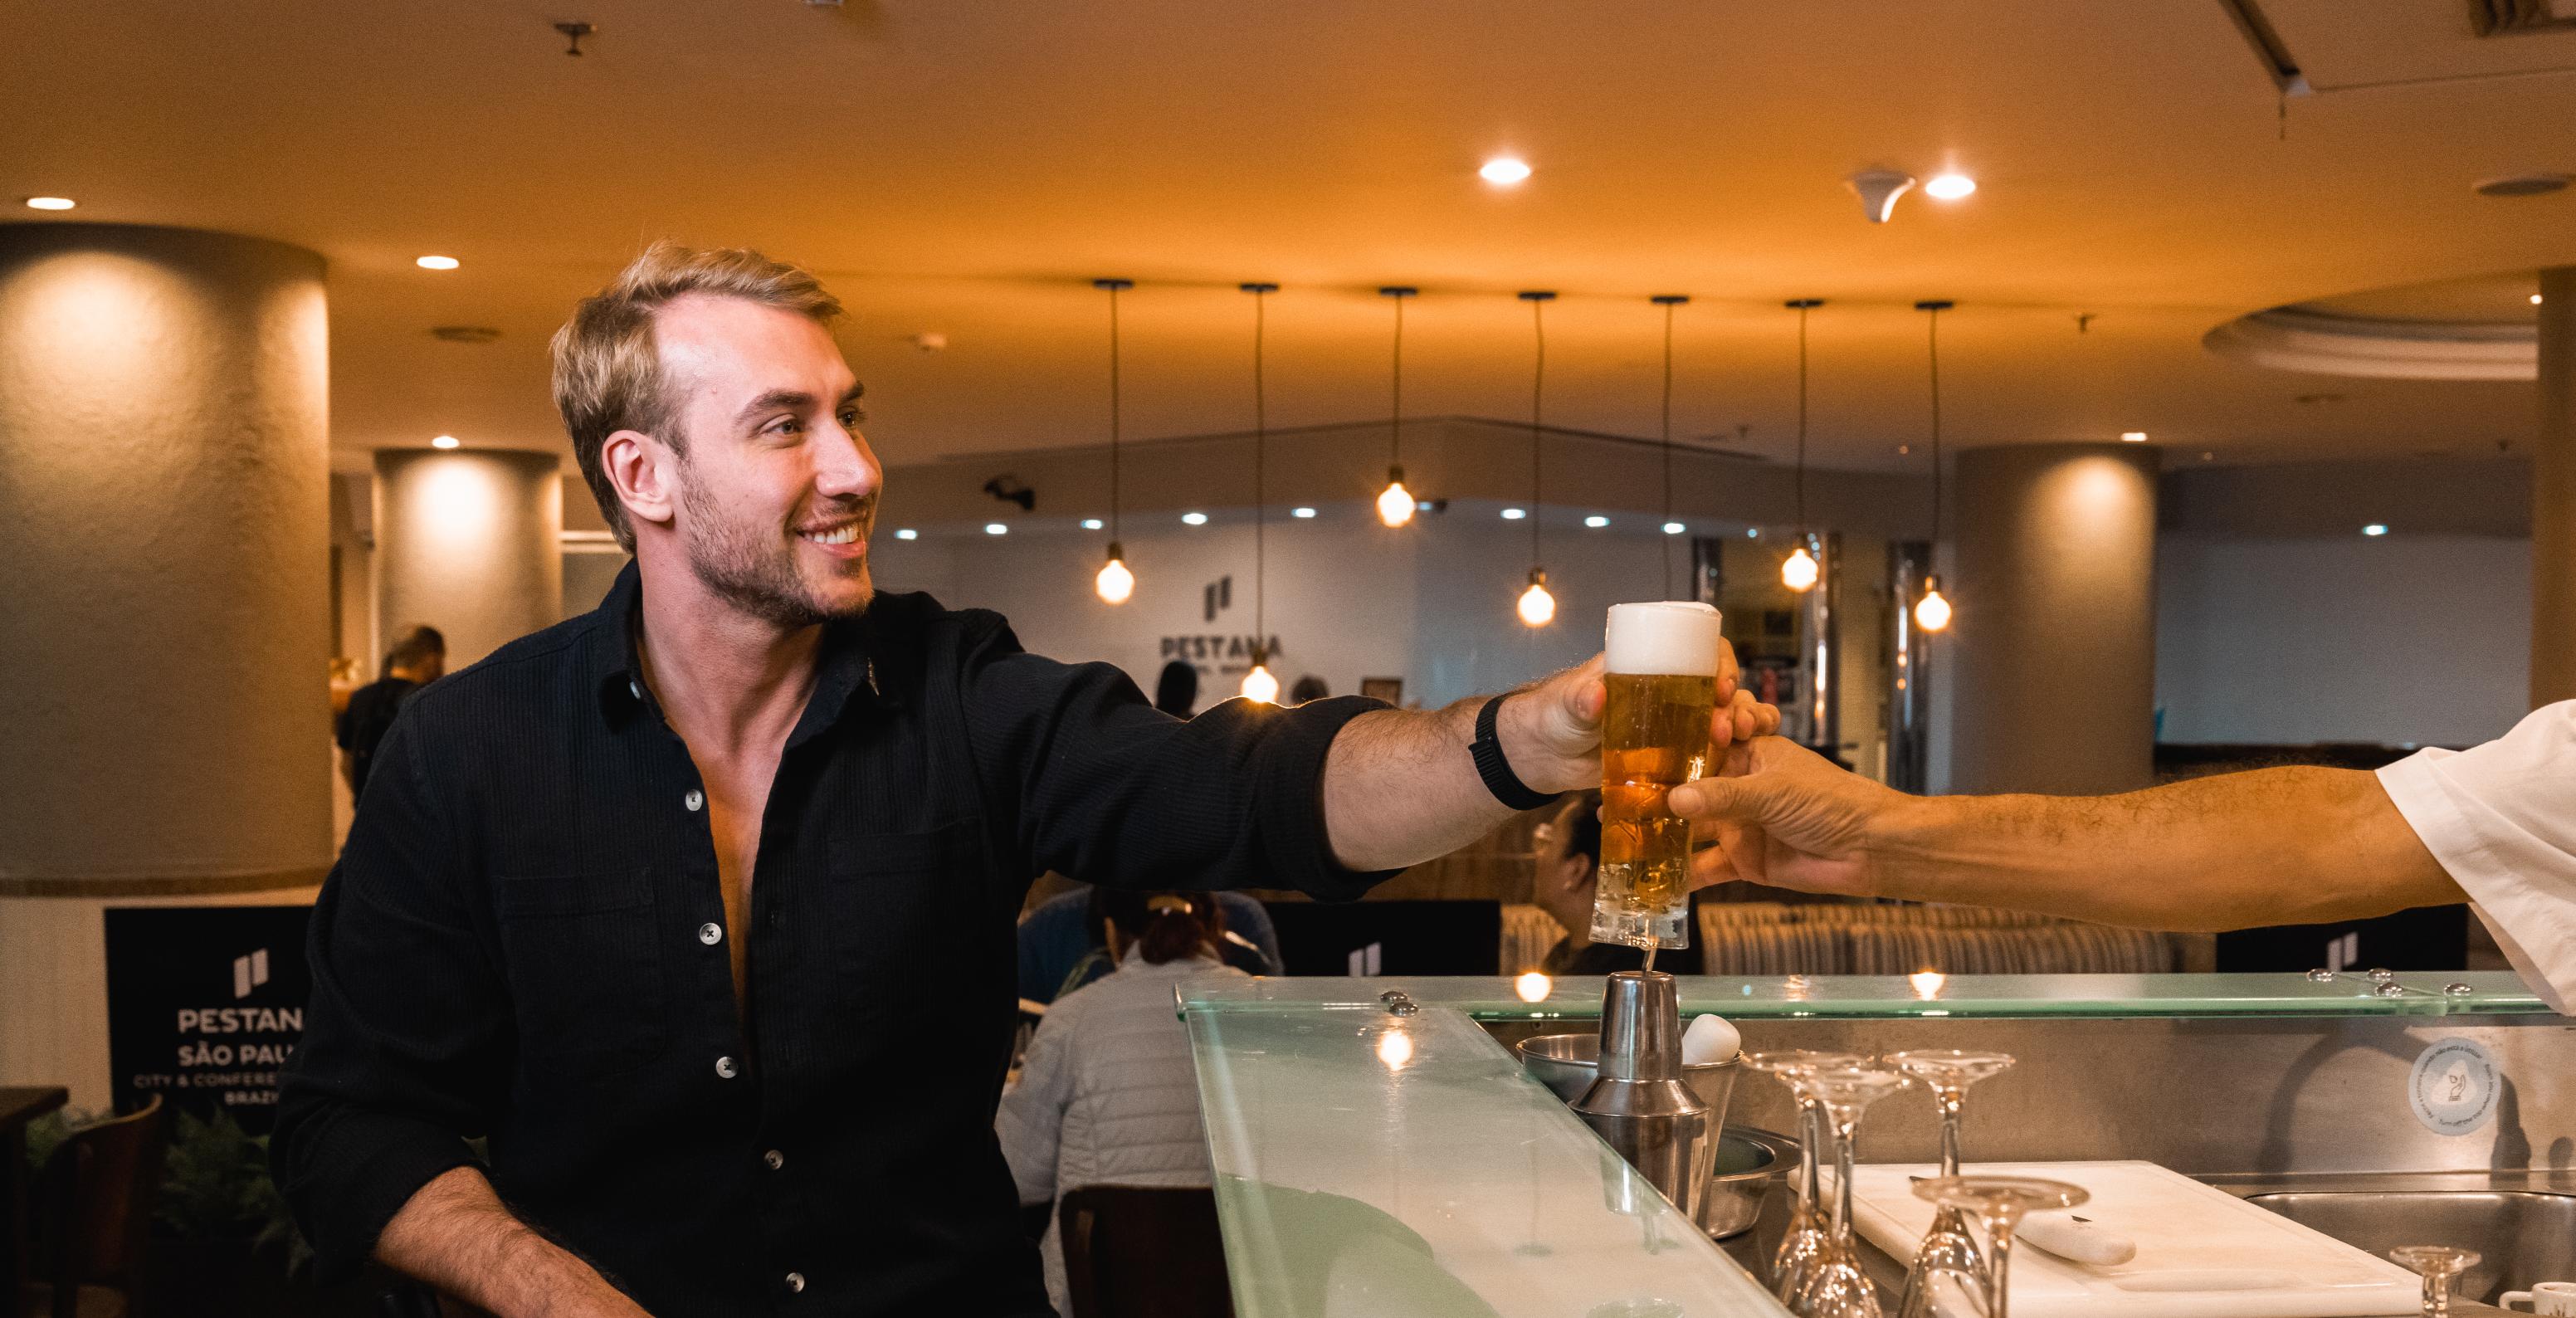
(1604, 601, 1723, 676)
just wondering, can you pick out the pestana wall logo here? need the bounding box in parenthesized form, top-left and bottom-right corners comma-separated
(232, 948, 270, 999)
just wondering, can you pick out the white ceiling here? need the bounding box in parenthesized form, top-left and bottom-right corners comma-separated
(6, 0, 2574, 475)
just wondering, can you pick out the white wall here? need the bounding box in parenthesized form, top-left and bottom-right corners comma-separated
(2155, 533, 2530, 748)
(870, 503, 1694, 711)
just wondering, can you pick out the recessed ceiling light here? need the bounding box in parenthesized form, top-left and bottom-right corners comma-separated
(984, 522, 1008, 535)
(2535, 294, 2546, 305)
(1662, 521, 1686, 535)
(895, 528, 919, 540)
(1291, 506, 1316, 519)
(1583, 515, 1610, 529)
(415, 255, 461, 271)
(1500, 507, 1527, 520)
(2200, 451, 2215, 462)
(23, 197, 75, 212)
(2121, 431, 2148, 442)
(430, 434, 460, 450)
(1924, 173, 1977, 200)
(2363, 524, 2388, 536)
(1745, 528, 1760, 539)
(1479, 157, 1532, 187)
(1081, 518, 1104, 530)
(1897, 444, 1912, 456)
(1181, 511, 1208, 526)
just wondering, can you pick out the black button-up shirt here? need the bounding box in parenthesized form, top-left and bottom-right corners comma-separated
(275, 564, 1392, 1316)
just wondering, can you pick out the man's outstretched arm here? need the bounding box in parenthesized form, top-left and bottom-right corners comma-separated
(378, 1168, 647, 1318)
(1669, 738, 2465, 931)
(1323, 650, 1777, 872)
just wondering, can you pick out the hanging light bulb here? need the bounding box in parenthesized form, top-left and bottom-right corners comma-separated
(1518, 568, 1557, 627)
(1378, 286, 1418, 528)
(1092, 278, 1136, 603)
(1240, 646, 1281, 703)
(1782, 544, 1820, 592)
(1915, 574, 1953, 632)
(1095, 544, 1134, 604)
(1376, 467, 1416, 527)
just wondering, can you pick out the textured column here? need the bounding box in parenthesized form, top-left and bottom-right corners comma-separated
(0, 224, 331, 1105)
(1948, 443, 2161, 795)
(373, 448, 564, 668)
(2535, 266, 2576, 708)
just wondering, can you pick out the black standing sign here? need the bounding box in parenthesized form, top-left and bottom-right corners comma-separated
(105, 906, 314, 1133)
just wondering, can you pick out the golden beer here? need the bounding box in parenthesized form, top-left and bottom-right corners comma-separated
(1593, 603, 1722, 950)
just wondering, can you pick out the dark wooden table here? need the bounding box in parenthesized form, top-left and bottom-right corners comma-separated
(0, 1087, 70, 1318)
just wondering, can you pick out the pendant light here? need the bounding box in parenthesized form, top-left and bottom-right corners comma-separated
(1914, 300, 1954, 632)
(1651, 294, 1688, 600)
(1092, 278, 1136, 604)
(1515, 291, 1559, 627)
(1781, 299, 1824, 593)
(1239, 282, 1282, 703)
(1376, 286, 1419, 527)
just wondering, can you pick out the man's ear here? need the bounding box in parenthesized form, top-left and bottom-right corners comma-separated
(600, 428, 679, 535)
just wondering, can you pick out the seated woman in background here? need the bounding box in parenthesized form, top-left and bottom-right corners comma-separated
(1532, 790, 1705, 975)
(997, 889, 1248, 1314)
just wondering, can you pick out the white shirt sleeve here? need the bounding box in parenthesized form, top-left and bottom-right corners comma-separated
(2376, 700, 2576, 1013)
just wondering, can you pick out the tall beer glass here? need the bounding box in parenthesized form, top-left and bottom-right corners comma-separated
(1594, 601, 1722, 950)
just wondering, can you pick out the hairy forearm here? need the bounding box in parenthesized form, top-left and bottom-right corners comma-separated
(1323, 697, 1529, 871)
(377, 1166, 644, 1318)
(1871, 767, 2464, 931)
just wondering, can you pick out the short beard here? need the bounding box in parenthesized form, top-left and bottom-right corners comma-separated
(676, 463, 871, 629)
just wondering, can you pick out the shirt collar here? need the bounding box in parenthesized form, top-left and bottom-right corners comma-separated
(588, 559, 886, 739)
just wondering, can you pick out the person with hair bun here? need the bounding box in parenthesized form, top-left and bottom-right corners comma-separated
(996, 890, 1246, 1314)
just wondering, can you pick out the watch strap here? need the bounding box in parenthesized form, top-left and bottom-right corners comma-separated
(1471, 695, 1558, 811)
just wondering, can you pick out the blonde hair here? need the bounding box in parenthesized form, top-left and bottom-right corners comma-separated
(549, 242, 844, 549)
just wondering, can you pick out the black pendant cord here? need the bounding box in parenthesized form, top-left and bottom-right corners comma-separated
(1650, 294, 1689, 601)
(1925, 305, 1944, 549)
(1094, 278, 1133, 545)
(1520, 291, 1556, 570)
(1243, 282, 1277, 651)
(1389, 290, 1405, 466)
(1796, 303, 1810, 541)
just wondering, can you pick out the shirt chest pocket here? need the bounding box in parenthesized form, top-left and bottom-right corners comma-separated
(494, 866, 667, 1079)
(822, 821, 987, 1008)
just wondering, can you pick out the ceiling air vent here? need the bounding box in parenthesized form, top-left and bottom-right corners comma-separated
(2468, 0, 2576, 36)
(430, 325, 502, 344)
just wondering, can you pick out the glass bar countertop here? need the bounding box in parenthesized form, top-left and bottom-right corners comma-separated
(1186, 998, 1791, 1318)
(1182, 970, 2549, 1022)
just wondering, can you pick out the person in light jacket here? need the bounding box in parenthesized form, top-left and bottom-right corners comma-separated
(996, 889, 1247, 1314)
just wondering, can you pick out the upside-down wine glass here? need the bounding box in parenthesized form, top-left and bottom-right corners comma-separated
(1910, 1176, 2090, 1318)
(1744, 1050, 1868, 1308)
(1886, 1049, 2017, 1318)
(1795, 1065, 1915, 1318)
(2388, 1246, 2481, 1318)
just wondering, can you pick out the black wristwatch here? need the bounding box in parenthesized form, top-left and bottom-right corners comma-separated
(1471, 694, 1557, 811)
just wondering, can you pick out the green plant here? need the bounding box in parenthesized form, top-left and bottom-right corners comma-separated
(154, 1108, 313, 1277)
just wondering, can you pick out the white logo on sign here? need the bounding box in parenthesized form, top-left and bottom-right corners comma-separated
(1346, 942, 1383, 976)
(2408, 1037, 2499, 1136)
(232, 948, 270, 999)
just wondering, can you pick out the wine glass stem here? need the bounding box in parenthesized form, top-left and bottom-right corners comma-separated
(1799, 1097, 1825, 1213)
(2420, 1271, 2447, 1318)
(1984, 1218, 2017, 1318)
(1937, 1091, 1965, 1179)
(1832, 1115, 1860, 1246)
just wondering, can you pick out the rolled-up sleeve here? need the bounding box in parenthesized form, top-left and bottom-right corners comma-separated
(2378, 700, 2576, 1013)
(272, 718, 513, 1281)
(957, 613, 1399, 900)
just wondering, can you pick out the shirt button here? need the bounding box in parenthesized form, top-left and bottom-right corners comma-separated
(715, 1055, 739, 1079)
(697, 922, 723, 946)
(684, 788, 705, 812)
(764, 1149, 786, 1170)
(783, 1272, 806, 1295)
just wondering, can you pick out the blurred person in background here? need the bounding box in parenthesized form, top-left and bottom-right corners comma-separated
(997, 889, 1246, 1315)
(334, 624, 443, 797)
(1288, 674, 1329, 705)
(1530, 789, 1704, 976)
(1152, 659, 1198, 717)
(1017, 882, 1278, 1005)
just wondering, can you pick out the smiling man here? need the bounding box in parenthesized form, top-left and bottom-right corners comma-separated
(272, 243, 1775, 1317)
